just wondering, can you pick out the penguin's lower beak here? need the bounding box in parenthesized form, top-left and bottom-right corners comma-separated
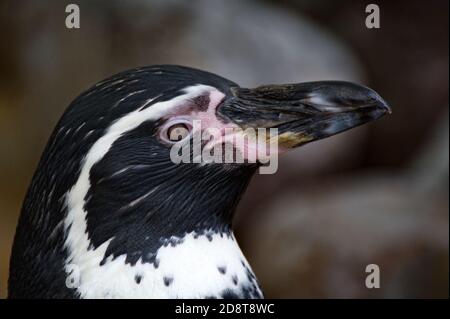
(218, 81, 391, 148)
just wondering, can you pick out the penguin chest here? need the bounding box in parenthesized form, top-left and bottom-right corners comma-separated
(68, 232, 263, 299)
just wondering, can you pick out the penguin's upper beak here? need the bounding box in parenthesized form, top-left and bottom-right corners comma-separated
(218, 81, 391, 148)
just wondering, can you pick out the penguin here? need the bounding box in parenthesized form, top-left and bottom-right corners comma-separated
(8, 65, 390, 298)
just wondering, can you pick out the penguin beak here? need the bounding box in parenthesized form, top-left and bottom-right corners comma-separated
(218, 81, 391, 148)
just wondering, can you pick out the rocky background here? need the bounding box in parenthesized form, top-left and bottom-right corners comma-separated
(0, 0, 448, 298)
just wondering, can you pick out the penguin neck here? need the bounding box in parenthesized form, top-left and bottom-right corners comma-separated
(62, 163, 261, 298)
(77, 163, 258, 266)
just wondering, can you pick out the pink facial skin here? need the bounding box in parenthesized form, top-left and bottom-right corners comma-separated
(159, 88, 283, 163)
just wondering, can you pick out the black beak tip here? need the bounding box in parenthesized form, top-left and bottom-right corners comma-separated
(380, 99, 392, 115)
(368, 89, 391, 115)
(376, 95, 392, 114)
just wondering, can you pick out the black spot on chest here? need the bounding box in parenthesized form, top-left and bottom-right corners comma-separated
(218, 266, 227, 274)
(163, 276, 174, 287)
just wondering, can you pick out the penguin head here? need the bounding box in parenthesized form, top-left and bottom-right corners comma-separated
(44, 65, 390, 265)
(10, 65, 389, 298)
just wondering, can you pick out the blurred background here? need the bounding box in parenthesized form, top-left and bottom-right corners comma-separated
(0, 0, 448, 298)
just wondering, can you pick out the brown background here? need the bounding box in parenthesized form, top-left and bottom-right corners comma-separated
(0, 0, 448, 298)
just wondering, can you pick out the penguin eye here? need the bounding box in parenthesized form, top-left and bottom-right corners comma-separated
(163, 122, 192, 143)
